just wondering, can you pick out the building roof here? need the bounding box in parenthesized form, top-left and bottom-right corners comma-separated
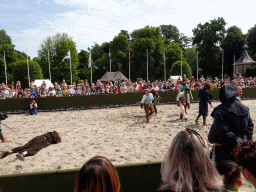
(235, 44, 256, 65)
(100, 71, 128, 82)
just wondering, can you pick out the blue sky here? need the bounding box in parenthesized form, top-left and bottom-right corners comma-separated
(1, 0, 256, 59)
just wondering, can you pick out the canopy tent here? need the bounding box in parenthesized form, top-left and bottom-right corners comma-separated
(32, 79, 54, 89)
(100, 71, 128, 82)
(170, 76, 182, 84)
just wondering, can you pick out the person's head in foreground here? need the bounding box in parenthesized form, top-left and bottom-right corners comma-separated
(74, 156, 120, 192)
(216, 161, 242, 191)
(232, 140, 256, 189)
(158, 128, 223, 192)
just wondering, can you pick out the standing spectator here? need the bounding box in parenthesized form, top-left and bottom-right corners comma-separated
(236, 86, 242, 102)
(208, 85, 254, 164)
(74, 156, 121, 192)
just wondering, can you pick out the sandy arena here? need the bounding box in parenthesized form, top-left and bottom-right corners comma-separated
(1, 100, 256, 191)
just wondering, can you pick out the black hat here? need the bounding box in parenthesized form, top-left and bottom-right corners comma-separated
(185, 88, 190, 92)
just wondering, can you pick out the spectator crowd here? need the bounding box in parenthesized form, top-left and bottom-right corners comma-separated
(0, 73, 255, 99)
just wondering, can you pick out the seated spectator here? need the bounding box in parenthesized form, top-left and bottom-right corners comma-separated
(2, 87, 9, 98)
(120, 82, 128, 93)
(40, 87, 47, 97)
(152, 82, 159, 91)
(75, 85, 82, 95)
(23, 88, 31, 98)
(48, 87, 56, 96)
(35, 87, 40, 97)
(74, 156, 121, 192)
(216, 161, 242, 192)
(0, 90, 4, 99)
(86, 85, 91, 95)
(30, 87, 36, 98)
(109, 87, 113, 94)
(113, 86, 120, 94)
(91, 84, 97, 94)
(16, 81, 21, 90)
(158, 128, 223, 192)
(62, 86, 68, 96)
(232, 140, 256, 189)
(163, 82, 171, 91)
(61, 80, 67, 88)
(104, 85, 109, 94)
(29, 100, 38, 115)
(81, 87, 86, 95)
(68, 85, 75, 96)
(56, 89, 63, 97)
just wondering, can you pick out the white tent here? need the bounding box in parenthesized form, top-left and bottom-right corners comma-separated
(170, 76, 182, 84)
(32, 79, 54, 89)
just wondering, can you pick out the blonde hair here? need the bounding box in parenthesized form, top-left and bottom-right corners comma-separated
(159, 128, 223, 192)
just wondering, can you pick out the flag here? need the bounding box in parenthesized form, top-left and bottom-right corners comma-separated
(62, 50, 70, 62)
(109, 48, 111, 65)
(88, 52, 91, 68)
(129, 50, 130, 63)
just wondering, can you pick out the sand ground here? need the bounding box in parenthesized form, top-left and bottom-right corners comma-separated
(1, 100, 256, 191)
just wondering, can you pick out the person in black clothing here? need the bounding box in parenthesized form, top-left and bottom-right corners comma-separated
(208, 84, 254, 164)
(195, 83, 212, 125)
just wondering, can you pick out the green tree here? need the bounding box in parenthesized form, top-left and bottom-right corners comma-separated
(170, 61, 192, 78)
(247, 25, 256, 60)
(221, 26, 245, 76)
(0, 30, 26, 84)
(165, 42, 182, 75)
(160, 24, 180, 43)
(13, 60, 43, 88)
(109, 34, 129, 76)
(130, 26, 164, 81)
(77, 50, 92, 80)
(192, 17, 226, 77)
(184, 47, 197, 77)
(119, 30, 130, 40)
(38, 33, 79, 84)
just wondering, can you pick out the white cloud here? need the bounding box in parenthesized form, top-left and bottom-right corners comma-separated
(7, 0, 256, 59)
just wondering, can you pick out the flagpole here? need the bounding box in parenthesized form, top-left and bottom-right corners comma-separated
(222, 49, 224, 80)
(197, 50, 198, 80)
(164, 48, 166, 81)
(26, 49, 30, 87)
(48, 50, 51, 82)
(90, 52, 92, 86)
(181, 49, 182, 79)
(147, 49, 148, 82)
(109, 48, 111, 72)
(3, 50, 7, 86)
(70, 50, 72, 85)
(129, 50, 131, 81)
(233, 54, 235, 79)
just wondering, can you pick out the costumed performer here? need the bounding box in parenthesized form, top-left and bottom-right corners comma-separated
(176, 88, 191, 120)
(140, 89, 155, 122)
(0, 131, 61, 161)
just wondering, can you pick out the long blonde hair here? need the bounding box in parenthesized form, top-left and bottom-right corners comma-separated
(159, 128, 223, 192)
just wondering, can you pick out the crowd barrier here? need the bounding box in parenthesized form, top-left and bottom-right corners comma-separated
(0, 88, 233, 112)
(0, 161, 162, 192)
